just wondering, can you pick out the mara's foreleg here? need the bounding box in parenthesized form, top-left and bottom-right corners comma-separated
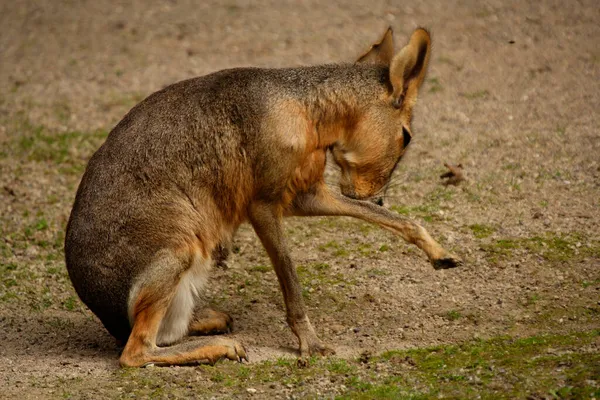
(289, 184, 462, 269)
(248, 201, 335, 357)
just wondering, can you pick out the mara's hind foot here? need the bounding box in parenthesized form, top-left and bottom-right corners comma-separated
(120, 336, 247, 367)
(120, 302, 245, 367)
(189, 308, 233, 335)
(120, 250, 246, 367)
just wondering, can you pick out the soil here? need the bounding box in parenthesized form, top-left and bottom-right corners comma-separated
(0, 0, 598, 398)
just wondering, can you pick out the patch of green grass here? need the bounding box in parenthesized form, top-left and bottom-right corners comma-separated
(524, 235, 575, 262)
(428, 77, 443, 93)
(482, 232, 599, 264)
(496, 239, 518, 249)
(30, 287, 55, 311)
(541, 168, 573, 183)
(582, 279, 600, 288)
(445, 310, 462, 321)
(536, 303, 600, 330)
(17, 212, 63, 253)
(502, 162, 521, 171)
(34, 217, 49, 231)
(375, 330, 599, 399)
(54, 229, 66, 250)
(296, 262, 353, 301)
(390, 205, 410, 215)
(319, 238, 376, 258)
(1, 261, 23, 301)
(3, 278, 18, 288)
(0, 291, 19, 302)
(312, 262, 330, 272)
(63, 296, 78, 311)
(366, 268, 388, 277)
(297, 262, 333, 283)
(460, 89, 490, 100)
(46, 266, 60, 275)
(339, 380, 425, 399)
(315, 217, 372, 236)
(45, 316, 76, 330)
(197, 330, 600, 399)
(356, 243, 372, 256)
(525, 293, 540, 306)
(34, 330, 599, 399)
(425, 187, 454, 203)
(469, 223, 495, 239)
(11, 121, 107, 171)
(250, 265, 271, 273)
(1, 262, 18, 273)
(318, 240, 349, 257)
(326, 358, 354, 374)
(0, 238, 11, 258)
(391, 187, 456, 223)
(510, 177, 522, 192)
(210, 370, 226, 383)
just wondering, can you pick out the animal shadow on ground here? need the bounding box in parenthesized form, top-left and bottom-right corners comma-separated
(0, 312, 119, 361)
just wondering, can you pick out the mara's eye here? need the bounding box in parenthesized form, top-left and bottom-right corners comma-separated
(402, 127, 412, 148)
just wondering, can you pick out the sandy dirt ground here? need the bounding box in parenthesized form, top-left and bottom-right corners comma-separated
(0, 0, 598, 398)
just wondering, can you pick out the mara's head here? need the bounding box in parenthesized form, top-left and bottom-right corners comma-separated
(331, 27, 431, 203)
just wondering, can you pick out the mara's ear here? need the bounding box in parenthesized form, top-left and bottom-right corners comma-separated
(389, 28, 431, 109)
(356, 27, 395, 65)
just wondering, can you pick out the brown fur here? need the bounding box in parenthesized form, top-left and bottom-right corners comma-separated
(189, 309, 233, 335)
(65, 27, 461, 367)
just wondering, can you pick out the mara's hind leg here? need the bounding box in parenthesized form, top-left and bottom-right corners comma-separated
(189, 308, 233, 336)
(120, 303, 246, 367)
(119, 250, 246, 367)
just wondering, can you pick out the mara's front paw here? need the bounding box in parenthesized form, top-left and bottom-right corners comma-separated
(432, 254, 463, 270)
(290, 315, 336, 358)
(299, 336, 336, 358)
